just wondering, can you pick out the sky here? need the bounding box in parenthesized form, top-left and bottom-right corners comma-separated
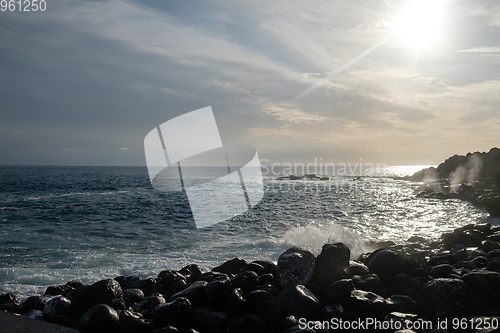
(0, 0, 499, 166)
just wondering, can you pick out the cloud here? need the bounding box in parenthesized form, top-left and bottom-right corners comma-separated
(457, 47, 500, 53)
(0, 0, 499, 166)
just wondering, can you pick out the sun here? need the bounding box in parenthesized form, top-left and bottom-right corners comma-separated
(394, 0, 448, 49)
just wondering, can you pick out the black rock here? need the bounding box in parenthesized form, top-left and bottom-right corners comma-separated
(310, 243, 351, 293)
(150, 326, 179, 333)
(75, 303, 120, 333)
(136, 278, 156, 296)
(487, 249, 500, 261)
(415, 278, 472, 319)
(204, 275, 233, 310)
(325, 279, 353, 303)
(212, 258, 247, 275)
(471, 256, 489, 268)
(227, 313, 267, 333)
(118, 276, 142, 290)
(392, 273, 421, 297)
(383, 312, 420, 331)
(353, 273, 384, 295)
(408, 236, 427, 243)
(246, 290, 282, 323)
(429, 264, 459, 278)
(0, 293, 19, 305)
(349, 260, 369, 276)
(119, 318, 154, 333)
(123, 288, 145, 304)
(45, 284, 74, 296)
(276, 247, 315, 289)
(22, 309, 44, 320)
(454, 260, 475, 270)
(462, 270, 500, 296)
(50, 314, 74, 327)
(366, 249, 412, 285)
(225, 288, 246, 317)
(132, 294, 166, 315)
(322, 303, 344, 320)
(256, 284, 278, 297)
(117, 308, 142, 324)
(427, 253, 453, 267)
(190, 307, 228, 331)
(252, 260, 277, 274)
(179, 264, 203, 280)
(70, 278, 125, 317)
(170, 280, 207, 305)
(257, 273, 274, 285)
(19, 295, 46, 314)
(278, 284, 321, 319)
(154, 271, 187, 298)
(449, 244, 468, 262)
(0, 303, 18, 312)
(486, 260, 500, 272)
(154, 296, 192, 326)
(231, 271, 259, 292)
(239, 262, 265, 275)
(344, 290, 387, 318)
(43, 295, 71, 319)
(386, 294, 418, 314)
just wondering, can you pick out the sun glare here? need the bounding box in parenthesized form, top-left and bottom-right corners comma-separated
(394, 0, 448, 49)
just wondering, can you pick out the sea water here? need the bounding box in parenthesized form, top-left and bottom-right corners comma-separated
(0, 165, 496, 296)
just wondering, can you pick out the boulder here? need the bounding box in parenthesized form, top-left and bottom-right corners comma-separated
(325, 279, 353, 303)
(309, 243, 350, 292)
(392, 274, 421, 297)
(43, 296, 71, 319)
(190, 307, 228, 331)
(204, 275, 233, 309)
(19, 295, 46, 314)
(245, 290, 282, 324)
(415, 278, 472, 319)
(276, 247, 315, 289)
(429, 264, 459, 278)
(231, 271, 259, 292)
(344, 290, 387, 318)
(322, 303, 344, 320)
(227, 313, 267, 333)
(22, 309, 44, 320)
(277, 284, 321, 319)
(225, 288, 246, 317)
(154, 297, 192, 326)
(118, 318, 154, 333)
(170, 280, 207, 305)
(366, 249, 412, 285)
(353, 274, 384, 295)
(0, 293, 19, 305)
(385, 295, 418, 314)
(349, 260, 369, 276)
(132, 294, 166, 315)
(70, 279, 125, 316)
(462, 271, 500, 296)
(123, 288, 145, 304)
(75, 304, 120, 333)
(212, 258, 247, 275)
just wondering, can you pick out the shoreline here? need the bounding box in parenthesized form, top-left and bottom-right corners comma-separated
(1, 221, 500, 332)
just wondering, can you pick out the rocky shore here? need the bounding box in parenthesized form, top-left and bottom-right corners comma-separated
(2, 222, 500, 332)
(401, 147, 500, 217)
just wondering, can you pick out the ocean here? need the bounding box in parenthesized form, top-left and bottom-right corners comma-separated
(0, 165, 496, 296)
